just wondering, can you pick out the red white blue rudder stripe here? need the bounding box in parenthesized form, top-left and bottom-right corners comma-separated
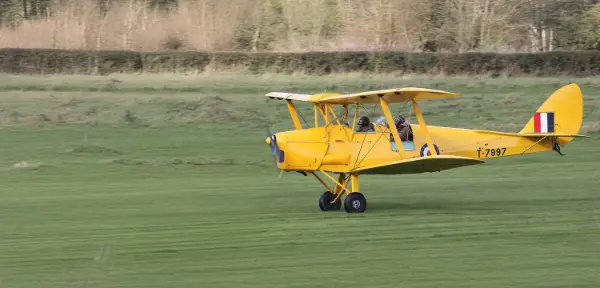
(533, 112, 554, 133)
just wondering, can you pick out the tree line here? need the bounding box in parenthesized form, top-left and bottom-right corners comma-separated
(1, 0, 600, 52)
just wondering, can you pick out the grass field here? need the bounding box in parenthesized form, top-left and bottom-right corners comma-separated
(0, 73, 599, 288)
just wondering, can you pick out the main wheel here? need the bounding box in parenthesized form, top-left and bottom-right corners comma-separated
(319, 191, 341, 211)
(343, 192, 367, 213)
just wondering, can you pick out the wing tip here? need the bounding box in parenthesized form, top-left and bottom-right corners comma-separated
(265, 92, 312, 101)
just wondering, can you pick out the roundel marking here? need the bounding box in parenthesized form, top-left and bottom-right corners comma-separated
(420, 143, 440, 157)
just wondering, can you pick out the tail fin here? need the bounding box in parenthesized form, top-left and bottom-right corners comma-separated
(519, 83, 584, 146)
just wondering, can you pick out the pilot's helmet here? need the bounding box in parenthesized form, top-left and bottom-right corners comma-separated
(358, 116, 369, 126)
(395, 115, 406, 124)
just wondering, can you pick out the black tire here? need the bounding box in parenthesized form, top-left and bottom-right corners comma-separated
(319, 191, 341, 211)
(343, 192, 367, 213)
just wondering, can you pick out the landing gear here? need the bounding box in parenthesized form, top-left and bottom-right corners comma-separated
(319, 191, 341, 211)
(343, 192, 367, 213)
(312, 172, 367, 213)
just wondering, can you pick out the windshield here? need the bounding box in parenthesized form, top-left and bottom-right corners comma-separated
(372, 115, 412, 126)
(374, 116, 388, 127)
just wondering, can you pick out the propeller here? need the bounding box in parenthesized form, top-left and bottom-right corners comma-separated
(266, 128, 284, 176)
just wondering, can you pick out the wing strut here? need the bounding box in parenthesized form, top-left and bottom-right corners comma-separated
(378, 95, 406, 159)
(411, 98, 438, 156)
(286, 100, 303, 130)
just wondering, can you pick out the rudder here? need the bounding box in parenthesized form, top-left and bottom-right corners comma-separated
(519, 83, 583, 146)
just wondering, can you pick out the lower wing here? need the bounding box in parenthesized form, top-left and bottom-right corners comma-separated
(351, 155, 484, 175)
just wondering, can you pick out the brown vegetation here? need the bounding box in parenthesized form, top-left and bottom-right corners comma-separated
(1, 0, 600, 52)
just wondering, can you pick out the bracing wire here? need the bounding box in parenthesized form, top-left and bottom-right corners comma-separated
(291, 102, 311, 128)
(352, 100, 412, 169)
(351, 102, 381, 170)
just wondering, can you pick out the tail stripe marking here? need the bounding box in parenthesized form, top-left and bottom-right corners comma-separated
(540, 112, 548, 132)
(534, 112, 554, 133)
(547, 112, 554, 133)
(534, 112, 541, 132)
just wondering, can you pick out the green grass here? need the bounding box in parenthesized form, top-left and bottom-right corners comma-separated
(0, 74, 599, 288)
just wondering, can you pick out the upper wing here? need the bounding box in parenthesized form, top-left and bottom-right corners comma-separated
(318, 87, 459, 104)
(266, 92, 313, 102)
(266, 87, 458, 104)
(351, 155, 484, 175)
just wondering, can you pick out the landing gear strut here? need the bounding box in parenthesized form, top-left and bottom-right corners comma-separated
(313, 172, 367, 213)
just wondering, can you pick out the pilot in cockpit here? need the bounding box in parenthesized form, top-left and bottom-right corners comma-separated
(394, 115, 413, 141)
(356, 116, 375, 132)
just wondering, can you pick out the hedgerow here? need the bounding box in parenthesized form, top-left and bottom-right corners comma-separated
(2, 49, 600, 76)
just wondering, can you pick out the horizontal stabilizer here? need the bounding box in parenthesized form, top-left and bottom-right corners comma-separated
(470, 129, 589, 139)
(519, 133, 589, 138)
(351, 155, 484, 175)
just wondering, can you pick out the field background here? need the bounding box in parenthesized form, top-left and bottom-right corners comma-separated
(2, 0, 600, 287)
(0, 74, 599, 287)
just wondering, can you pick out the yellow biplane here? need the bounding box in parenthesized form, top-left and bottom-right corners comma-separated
(264, 83, 586, 213)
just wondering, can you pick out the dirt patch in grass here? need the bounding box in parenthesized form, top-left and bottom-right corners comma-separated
(158, 95, 266, 125)
(170, 157, 236, 166)
(99, 158, 155, 166)
(99, 157, 270, 167)
(66, 145, 122, 154)
(11, 161, 54, 170)
(581, 122, 600, 134)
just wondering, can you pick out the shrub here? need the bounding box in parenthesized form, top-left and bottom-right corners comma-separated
(3, 48, 600, 76)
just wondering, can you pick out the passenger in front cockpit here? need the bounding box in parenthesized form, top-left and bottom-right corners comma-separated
(356, 116, 375, 132)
